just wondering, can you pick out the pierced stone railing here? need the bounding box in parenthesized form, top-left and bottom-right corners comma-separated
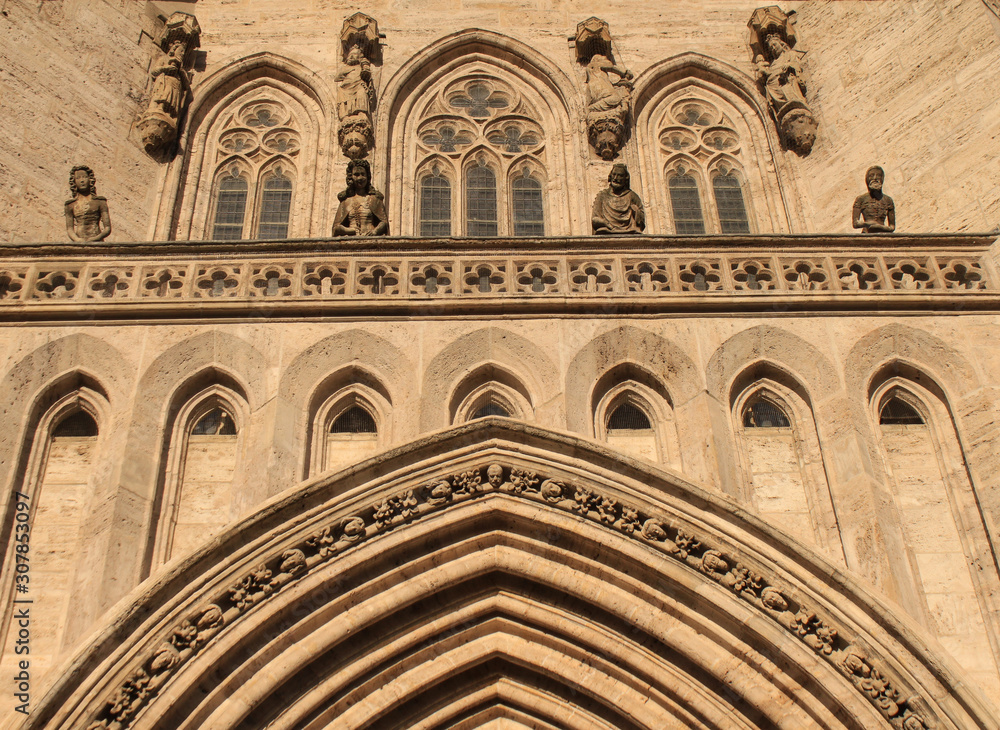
(0, 235, 996, 317)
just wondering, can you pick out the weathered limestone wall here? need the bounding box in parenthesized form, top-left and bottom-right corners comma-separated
(2, 312, 1000, 700)
(0, 0, 164, 243)
(4, 1, 999, 242)
(797, 0, 1000, 233)
(174, 0, 1000, 235)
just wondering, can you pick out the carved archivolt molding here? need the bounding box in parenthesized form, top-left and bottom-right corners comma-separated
(74, 464, 948, 728)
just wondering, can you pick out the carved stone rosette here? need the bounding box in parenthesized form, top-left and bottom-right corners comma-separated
(748, 6, 818, 154)
(136, 12, 200, 159)
(575, 17, 633, 160)
(336, 12, 381, 159)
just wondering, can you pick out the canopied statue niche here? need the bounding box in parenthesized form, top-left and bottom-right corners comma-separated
(136, 12, 200, 159)
(575, 17, 633, 160)
(748, 6, 818, 155)
(337, 12, 382, 159)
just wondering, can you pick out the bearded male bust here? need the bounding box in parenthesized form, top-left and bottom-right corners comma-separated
(592, 163, 645, 235)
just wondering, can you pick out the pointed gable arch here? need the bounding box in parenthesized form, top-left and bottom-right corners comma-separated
(632, 53, 803, 235)
(27, 421, 995, 730)
(377, 30, 584, 235)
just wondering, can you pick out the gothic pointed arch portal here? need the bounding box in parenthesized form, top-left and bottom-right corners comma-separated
(33, 422, 993, 730)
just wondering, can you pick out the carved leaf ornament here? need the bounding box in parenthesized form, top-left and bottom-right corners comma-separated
(81, 457, 935, 730)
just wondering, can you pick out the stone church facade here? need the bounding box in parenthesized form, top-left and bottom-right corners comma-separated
(2, 1, 1000, 728)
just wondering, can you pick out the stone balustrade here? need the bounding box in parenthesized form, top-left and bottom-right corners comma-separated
(0, 234, 995, 317)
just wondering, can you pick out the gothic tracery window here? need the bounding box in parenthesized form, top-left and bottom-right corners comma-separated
(415, 77, 547, 236)
(659, 98, 751, 234)
(205, 98, 302, 240)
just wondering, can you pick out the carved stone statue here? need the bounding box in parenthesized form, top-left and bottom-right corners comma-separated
(749, 6, 817, 154)
(336, 13, 380, 159)
(592, 164, 645, 234)
(576, 18, 632, 160)
(332, 159, 389, 237)
(136, 12, 200, 159)
(853, 166, 896, 233)
(64, 165, 111, 242)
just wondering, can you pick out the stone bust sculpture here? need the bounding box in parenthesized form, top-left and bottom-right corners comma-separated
(592, 163, 645, 234)
(64, 165, 111, 242)
(852, 166, 895, 233)
(332, 159, 389, 237)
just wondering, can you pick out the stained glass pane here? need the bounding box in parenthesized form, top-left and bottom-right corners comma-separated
(466, 165, 498, 237)
(257, 176, 292, 239)
(669, 174, 705, 234)
(212, 176, 247, 240)
(713, 173, 751, 234)
(512, 176, 544, 236)
(420, 175, 451, 236)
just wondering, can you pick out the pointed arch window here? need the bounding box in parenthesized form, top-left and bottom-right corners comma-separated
(188, 95, 306, 240)
(212, 172, 248, 240)
(873, 382, 1000, 686)
(668, 168, 706, 234)
(593, 375, 678, 466)
(419, 168, 452, 236)
(0, 389, 106, 678)
(879, 396, 923, 425)
(511, 170, 545, 236)
(324, 402, 379, 472)
(307, 381, 391, 478)
(466, 162, 498, 236)
(410, 75, 550, 236)
(646, 91, 773, 233)
(607, 402, 652, 431)
(713, 168, 751, 234)
(451, 372, 533, 425)
(153, 389, 246, 566)
(734, 386, 837, 551)
(469, 394, 512, 419)
(257, 171, 293, 239)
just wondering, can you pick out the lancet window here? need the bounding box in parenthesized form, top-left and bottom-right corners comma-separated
(307, 380, 391, 478)
(733, 382, 836, 553)
(153, 387, 246, 565)
(322, 400, 380, 473)
(0, 388, 106, 679)
(873, 381, 1000, 687)
(414, 77, 547, 237)
(593, 373, 679, 467)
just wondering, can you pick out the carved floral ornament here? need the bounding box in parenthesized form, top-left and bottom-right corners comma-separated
(76, 456, 943, 730)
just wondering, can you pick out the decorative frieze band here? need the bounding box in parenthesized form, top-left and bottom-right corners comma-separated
(84, 462, 933, 730)
(0, 251, 990, 308)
